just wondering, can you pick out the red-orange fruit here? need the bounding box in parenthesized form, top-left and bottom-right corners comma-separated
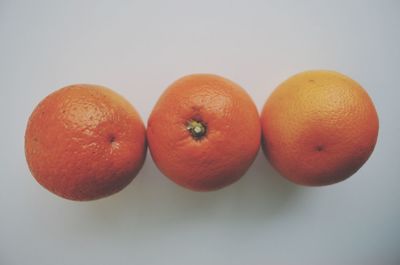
(25, 84, 146, 200)
(147, 74, 261, 191)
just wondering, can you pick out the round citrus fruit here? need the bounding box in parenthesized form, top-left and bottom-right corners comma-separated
(25, 84, 146, 200)
(261, 70, 379, 186)
(147, 74, 261, 191)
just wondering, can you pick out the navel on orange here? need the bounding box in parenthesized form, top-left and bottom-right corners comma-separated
(25, 84, 146, 200)
(147, 74, 261, 191)
(261, 70, 379, 186)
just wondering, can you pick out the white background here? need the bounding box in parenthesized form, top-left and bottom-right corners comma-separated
(1, 1, 399, 264)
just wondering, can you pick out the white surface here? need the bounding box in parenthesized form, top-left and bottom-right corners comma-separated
(1, 1, 399, 264)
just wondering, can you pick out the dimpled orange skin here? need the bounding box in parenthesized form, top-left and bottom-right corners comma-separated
(261, 70, 379, 186)
(147, 74, 261, 191)
(25, 84, 146, 201)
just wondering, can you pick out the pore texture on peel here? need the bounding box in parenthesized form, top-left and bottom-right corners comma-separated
(261, 70, 379, 186)
(24, 70, 380, 201)
(147, 74, 261, 191)
(25, 84, 147, 201)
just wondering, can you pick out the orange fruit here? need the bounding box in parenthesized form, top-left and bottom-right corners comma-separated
(147, 74, 261, 191)
(261, 70, 379, 186)
(25, 84, 146, 200)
